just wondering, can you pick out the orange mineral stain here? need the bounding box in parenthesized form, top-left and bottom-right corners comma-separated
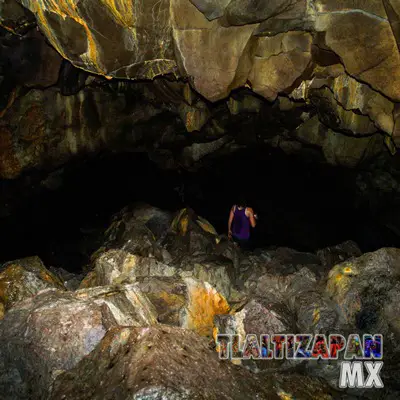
(30, 0, 105, 74)
(186, 283, 230, 337)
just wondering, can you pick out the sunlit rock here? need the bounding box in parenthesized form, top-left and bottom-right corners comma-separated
(0, 256, 65, 319)
(50, 325, 278, 400)
(0, 284, 158, 399)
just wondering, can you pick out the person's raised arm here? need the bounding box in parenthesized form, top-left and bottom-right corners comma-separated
(247, 207, 257, 228)
(228, 206, 234, 239)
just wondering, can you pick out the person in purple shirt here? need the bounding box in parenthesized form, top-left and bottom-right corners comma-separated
(228, 197, 257, 250)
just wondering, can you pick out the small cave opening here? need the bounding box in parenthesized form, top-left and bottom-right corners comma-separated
(1, 144, 399, 273)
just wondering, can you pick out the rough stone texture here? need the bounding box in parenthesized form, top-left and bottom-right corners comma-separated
(325, 248, 400, 389)
(48, 266, 84, 291)
(19, 0, 177, 79)
(310, 87, 378, 135)
(82, 250, 230, 337)
(330, 73, 395, 135)
(249, 31, 312, 101)
(294, 116, 384, 167)
(316, 10, 400, 101)
(254, 0, 310, 36)
(0, 0, 399, 176)
(0, 86, 159, 179)
(85, 249, 177, 287)
(225, 0, 300, 26)
(0, 0, 35, 34)
(50, 325, 279, 400)
(171, 0, 257, 101)
(0, 256, 65, 319)
(0, 284, 158, 400)
(317, 240, 362, 270)
(190, 0, 231, 21)
(166, 207, 220, 258)
(326, 248, 400, 335)
(0, 28, 62, 87)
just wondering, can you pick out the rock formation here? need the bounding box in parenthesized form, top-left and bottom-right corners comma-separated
(1, 203, 399, 398)
(0, 0, 399, 179)
(1, 1, 400, 398)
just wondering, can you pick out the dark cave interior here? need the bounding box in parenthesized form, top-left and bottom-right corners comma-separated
(1, 144, 399, 272)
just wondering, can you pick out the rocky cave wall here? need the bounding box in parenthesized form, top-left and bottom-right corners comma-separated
(0, 0, 399, 183)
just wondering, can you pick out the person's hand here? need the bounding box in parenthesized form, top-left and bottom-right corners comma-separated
(228, 230, 232, 240)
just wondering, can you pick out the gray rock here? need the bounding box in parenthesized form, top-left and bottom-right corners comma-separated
(0, 284, 157, 400)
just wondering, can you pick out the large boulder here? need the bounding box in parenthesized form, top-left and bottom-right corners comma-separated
(0, 256, 65, 319)
(82, 256, 230, 337)
(165, 207, 221, 259)
(326, 248, 400, 338)
(326, 248, 400, 389)
(317, 240, 362, 270)
(50, 325, 279, 400)
(0, 284, 157, 400)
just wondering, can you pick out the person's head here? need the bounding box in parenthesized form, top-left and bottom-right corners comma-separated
(237, 196, 247, 208)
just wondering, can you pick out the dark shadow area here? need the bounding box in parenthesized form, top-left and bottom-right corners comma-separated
(1, 146, 400, 272)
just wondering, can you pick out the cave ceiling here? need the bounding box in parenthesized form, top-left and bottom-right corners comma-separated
(0, 0, 399, 179)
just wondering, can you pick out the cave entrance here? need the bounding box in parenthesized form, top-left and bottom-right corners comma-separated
(1, 146, 399, 272)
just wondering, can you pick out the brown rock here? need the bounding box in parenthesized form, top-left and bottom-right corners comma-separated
(20, 0, 177, 79)
(171, 0, 256, 101)
(249, 32, 312, 101)
(294, 116, 384, 167)
(384, 0, 400, 52)
(310, 87, 378, 135)
(330, 74, 395, 135)
(0, 87, 160, 179)
(0, 256, 65, 318)
(50, 325, 278, 400)
(190, 0, 231, 20)
(315, 0, 388, 18)
(317, 11, 400, 101)
(254, 0, 309, 36)
(225, 0, 301, 26)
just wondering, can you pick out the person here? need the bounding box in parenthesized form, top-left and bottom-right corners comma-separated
(228, 198, 257, 249)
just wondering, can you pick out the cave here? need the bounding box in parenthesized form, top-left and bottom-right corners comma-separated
(2, 144, 400, 273)
(1, 1, 400, 399)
